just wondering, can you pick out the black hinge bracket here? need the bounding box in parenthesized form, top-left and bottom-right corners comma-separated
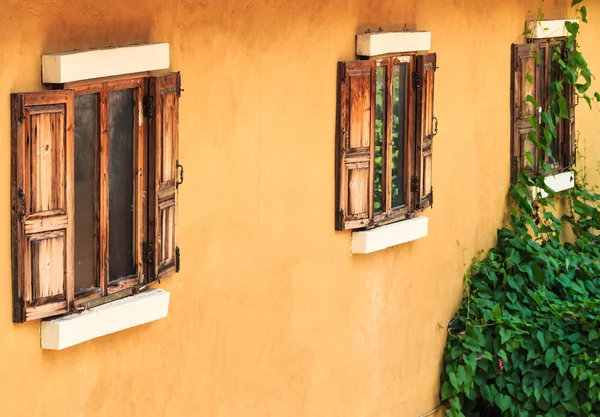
(143, 96, 154, 118)
(143, 241, 154, 265)
(412, 72, 421, 89)
(18, 95, 25, 125)
(176, 160, 184, 189)
(338, 208, 345, 229)
(175, 246, 181, 273)
(176, 71, 184, 98)
(410, 176, 419, 193)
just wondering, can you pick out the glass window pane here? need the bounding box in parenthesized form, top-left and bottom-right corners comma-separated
(374, 65, 385, 213)
(392, 64, 407, 208)
(74, 94, 98, 293)
(108, 89, 135, 282)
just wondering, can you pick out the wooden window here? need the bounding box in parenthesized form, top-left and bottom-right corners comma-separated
(11, 73, 182, 323)
(335, 53, 437, 231)
(511, 40, 576, 183)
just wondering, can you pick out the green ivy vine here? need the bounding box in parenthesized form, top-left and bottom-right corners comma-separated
(440, 1, 600, 416)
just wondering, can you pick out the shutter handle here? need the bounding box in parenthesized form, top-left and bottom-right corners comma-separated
(176, 160, 184, 189)
(432, 116, 439, 137)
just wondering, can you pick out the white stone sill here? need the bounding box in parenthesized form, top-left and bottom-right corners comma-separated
(40, 289, 170, 350)
(351, 216, 428, 254)
(531, 171, 575, 200)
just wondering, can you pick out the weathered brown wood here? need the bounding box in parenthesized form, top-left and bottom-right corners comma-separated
(335, 60, 376, 230)
(107, 275, 139, 294)
(99, 86, 109, 297)
(11, 91, 75, 322)
(511, 43, 541, 182)
(414, 53, 436, 210)
(563, 45, 577, 170)
(148, 73, 180, 281)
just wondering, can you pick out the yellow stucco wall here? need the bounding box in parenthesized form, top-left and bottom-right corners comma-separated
(0, 0, 596, 416)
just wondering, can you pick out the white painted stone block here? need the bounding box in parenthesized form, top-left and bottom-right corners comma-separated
(525, 19, 577, 40)
(42, 43, 170, 84)
(41, 289, 170, 350)
(356, 31, 431, 57)
(351, 216, 428, 254)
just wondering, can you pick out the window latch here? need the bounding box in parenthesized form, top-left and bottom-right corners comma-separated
(143, 241, 154, 265)
(143, 96, 154, 118)
(410, 176, 419, 193)
(412, 72, 421, 89)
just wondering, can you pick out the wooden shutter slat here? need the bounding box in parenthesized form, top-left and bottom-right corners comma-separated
(11, 91, 75, 322)
(414, 53, 436, 210)
(335, 60, 376, 230)
(148, 73, 180, 281)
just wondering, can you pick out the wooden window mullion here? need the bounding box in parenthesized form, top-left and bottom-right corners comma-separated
(406, 56, 416, 214)
(99, 84, 109, 296)
(384, 57, 393, 215)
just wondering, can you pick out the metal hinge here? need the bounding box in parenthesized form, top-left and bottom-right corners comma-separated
(412, 72, 421, 89)
(430, 188, 434, 208)
(338, 208, 345, 229)
(17, 95, 24, 125)
(143, 96, 154, 118)
(143, 241, 154, 265)
(410, 176, 419, 193)
(175, 246, 181, 273)
(176, 71, 184, 98)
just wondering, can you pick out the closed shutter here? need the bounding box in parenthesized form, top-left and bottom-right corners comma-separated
(414, 53, 437, 209)
(511, 43, 541, 183)
(148, 73, 181, 281)
(11, 91, 75, 322)
(335, 60, 376, 230)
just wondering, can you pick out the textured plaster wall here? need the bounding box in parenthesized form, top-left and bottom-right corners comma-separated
(0, 0, 591, 416)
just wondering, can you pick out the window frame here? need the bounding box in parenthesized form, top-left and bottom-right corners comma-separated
(11, 71, 182, 322)
(335, 51, 436, 232)
(70, 78, 147, 306)
(372, 55, 416, 227)
(510, 37, 576, 183)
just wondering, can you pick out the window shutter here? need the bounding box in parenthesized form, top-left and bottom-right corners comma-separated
(148, 73, 181, 281)
(511, 43, 541, 183)
(11, 91, 75, 322)
(563, 59, 576, 169)
(414, 53, 437, 209)
(335, 60, 376, 230)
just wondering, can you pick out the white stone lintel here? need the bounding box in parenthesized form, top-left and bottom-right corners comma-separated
(40, 289, 170, 350)
(351, 216, 428, 254)
(525, 19, 578, 40)
(356, 31, 431, 57)
(42, 43, 170, 84)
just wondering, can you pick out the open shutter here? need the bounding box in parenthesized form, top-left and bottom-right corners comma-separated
(335, 60, 376, 230)
(148, 73, 181, 281)
(414, 53, 436, 209)
(11, 91, 75, 322)
(563, 58, 576, 169)
(511, 43, 541, 183)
